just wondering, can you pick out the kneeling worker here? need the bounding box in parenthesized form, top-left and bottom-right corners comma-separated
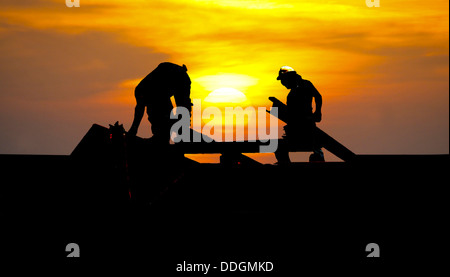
(275, 66, 325, 163)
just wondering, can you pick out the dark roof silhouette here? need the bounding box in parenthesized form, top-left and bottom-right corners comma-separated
(2, 96, 448, 270)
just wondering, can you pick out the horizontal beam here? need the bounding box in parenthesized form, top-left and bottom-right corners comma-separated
(170, 140, 314, 154)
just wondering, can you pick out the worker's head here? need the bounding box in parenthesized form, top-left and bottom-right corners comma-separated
(277, 66, 299, 89)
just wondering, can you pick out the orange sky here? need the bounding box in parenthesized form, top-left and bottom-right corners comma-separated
(0, 0, 448, 163)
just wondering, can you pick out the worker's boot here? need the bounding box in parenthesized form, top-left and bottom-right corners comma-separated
(309, 149, 325, 162)
(275, 149, 291, 165)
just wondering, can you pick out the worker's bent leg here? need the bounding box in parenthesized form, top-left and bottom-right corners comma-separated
(275, 138, 291, 165)
(147, 98, 173, 144)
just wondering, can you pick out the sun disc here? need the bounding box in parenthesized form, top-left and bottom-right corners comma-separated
(204, 87, 248, 104)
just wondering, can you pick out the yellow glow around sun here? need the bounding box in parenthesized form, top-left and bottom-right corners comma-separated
(193, 0, 292, 9)
(204, 87, 248, 104)
(195, 74, 258, 93)
(193, 73, 258, 105)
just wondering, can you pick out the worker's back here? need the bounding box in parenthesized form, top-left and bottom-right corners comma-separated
(286, 77, 317, 123)
(135, 62, 191, 102)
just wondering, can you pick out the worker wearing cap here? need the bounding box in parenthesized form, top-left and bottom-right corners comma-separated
(128, 62, 192, 143)
(275, 66, 325, 163)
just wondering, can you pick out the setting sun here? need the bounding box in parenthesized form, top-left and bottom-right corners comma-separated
(204, 87, 248, 104)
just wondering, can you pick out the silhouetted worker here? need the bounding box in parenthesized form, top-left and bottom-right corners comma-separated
(275, 66, 325, 163)
(128, 62, 192, 144)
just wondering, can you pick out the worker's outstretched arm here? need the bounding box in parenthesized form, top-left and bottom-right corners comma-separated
(174, 82, 192, 115)
(175, 94, 192, 114)
(128, 102, 145, 136)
